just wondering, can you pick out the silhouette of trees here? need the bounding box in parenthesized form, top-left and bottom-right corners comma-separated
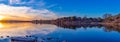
(53, 16, 104, 25)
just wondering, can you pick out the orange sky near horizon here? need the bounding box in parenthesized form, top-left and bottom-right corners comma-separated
(0, 15, 32, 21)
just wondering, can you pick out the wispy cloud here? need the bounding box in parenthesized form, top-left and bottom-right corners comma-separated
(47, 4, 57, 9)
(0, 4, 58, 20)
(9, 0, 23, 4)
(9, 0, 45, 6)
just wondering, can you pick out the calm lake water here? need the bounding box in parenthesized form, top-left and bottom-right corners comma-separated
(0, 23, 120, 42)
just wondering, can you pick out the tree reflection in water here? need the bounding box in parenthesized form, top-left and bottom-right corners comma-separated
(33, 22, 120, 33)
(55, 23, 120, 33)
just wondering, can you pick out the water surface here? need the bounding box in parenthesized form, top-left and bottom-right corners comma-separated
(0, 23, 120, 42)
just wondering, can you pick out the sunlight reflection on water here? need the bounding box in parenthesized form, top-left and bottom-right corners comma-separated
(0, 23, 4, 28)
(0, 23, 57, 37)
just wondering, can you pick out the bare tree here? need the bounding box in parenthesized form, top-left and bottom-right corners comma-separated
(103, 13, 112, 19)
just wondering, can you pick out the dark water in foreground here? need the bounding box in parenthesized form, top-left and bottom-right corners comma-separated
(0, 23, 120, 42)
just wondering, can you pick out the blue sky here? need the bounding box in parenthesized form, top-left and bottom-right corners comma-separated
(45, 0, 120, 17)
(0, 0, 120, 18)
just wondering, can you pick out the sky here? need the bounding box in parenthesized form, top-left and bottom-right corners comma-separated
(45, 0, 120, 17)
(0, 0, 120, 20)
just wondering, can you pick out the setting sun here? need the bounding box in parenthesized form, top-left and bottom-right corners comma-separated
(0, 16, 4, 20)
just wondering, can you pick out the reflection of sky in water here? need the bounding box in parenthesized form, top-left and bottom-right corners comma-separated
(41, 27, 120, 42)
(0, 23, 120, 42)
(0, 23, 57, 37)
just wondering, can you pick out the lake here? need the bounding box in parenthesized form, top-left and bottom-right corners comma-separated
(0, 23, 120, 42)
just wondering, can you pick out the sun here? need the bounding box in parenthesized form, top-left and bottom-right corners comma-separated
(0, 16, 4, 20)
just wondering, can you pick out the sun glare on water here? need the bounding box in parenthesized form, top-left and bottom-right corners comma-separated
(0, 23, 3, 28)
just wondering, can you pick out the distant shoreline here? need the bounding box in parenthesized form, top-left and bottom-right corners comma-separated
(0, 14, 120, 26)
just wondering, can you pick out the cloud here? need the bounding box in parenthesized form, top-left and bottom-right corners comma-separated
(9, 0, 23, 4)
(9, 0, 45, 5)
(8, 0, 46, 9)
(47, 4, 57, 9)
(0, 4, 58, 20)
